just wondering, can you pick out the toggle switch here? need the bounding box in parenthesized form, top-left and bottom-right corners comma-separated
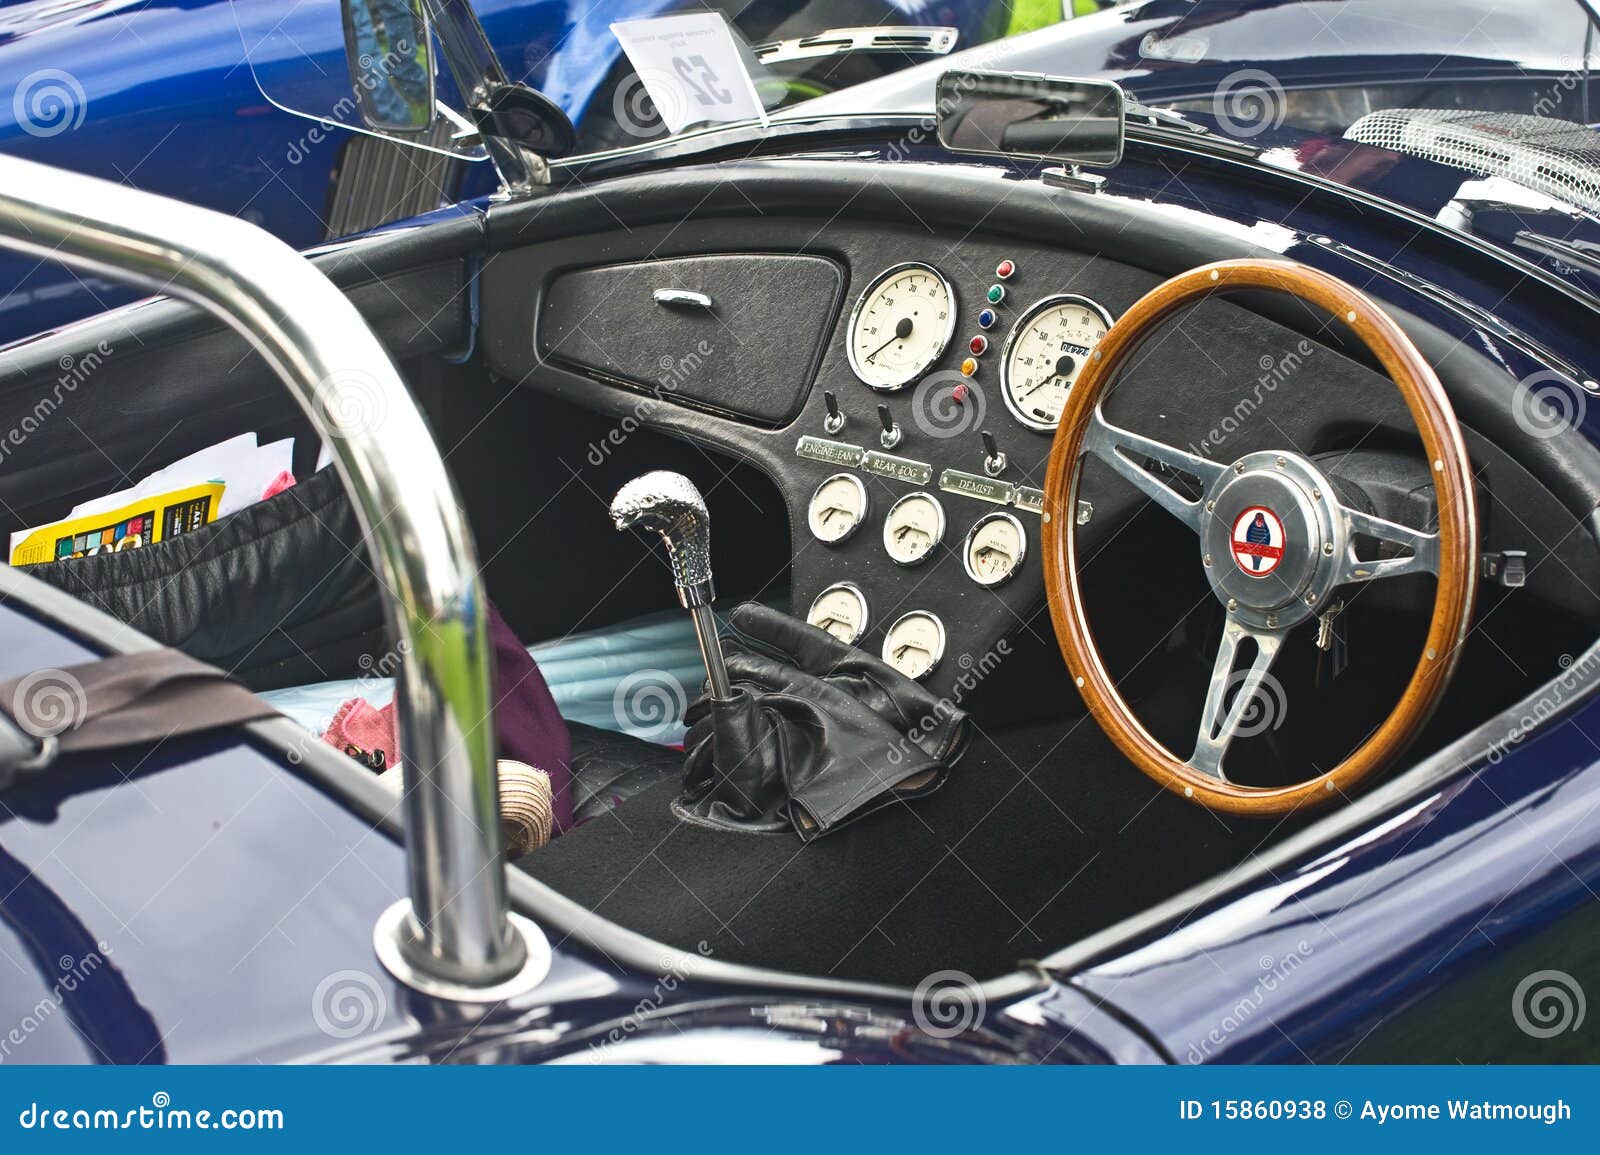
(823, 389, 845, 435)
(877, 403, 904, 450)
(981, 429, 1008, 477)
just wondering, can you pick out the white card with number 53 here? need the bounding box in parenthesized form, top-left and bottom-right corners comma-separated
(610, 13, 767, 135)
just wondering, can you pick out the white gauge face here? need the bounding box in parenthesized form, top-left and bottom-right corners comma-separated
(847, 263, 957, 391)
(881, 611, 946, 681)
(807, 473, 868, 544)
(1001, 295, 1113, 431)
(882, 492, 945, 567)
(964, 512, 1027, 587)
(807, 583, 869, 645)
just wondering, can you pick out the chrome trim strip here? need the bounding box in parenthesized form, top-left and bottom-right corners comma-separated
(0, 154, 525, 991)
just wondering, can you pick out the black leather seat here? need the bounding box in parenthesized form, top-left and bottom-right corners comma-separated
(567, 721, 684, 824)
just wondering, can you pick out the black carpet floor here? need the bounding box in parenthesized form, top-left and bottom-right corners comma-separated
(518, 714, 1304, 986)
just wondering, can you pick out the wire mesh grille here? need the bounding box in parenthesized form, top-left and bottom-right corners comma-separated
(1345, 109, 1600, 215)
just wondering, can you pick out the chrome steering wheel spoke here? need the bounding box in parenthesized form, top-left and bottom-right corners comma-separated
(1082, 403, 1227, 533)
(1188, 618, 1287, 781)
(1338, 505, 1440, 585)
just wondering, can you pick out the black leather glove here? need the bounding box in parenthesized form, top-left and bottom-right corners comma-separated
(677, 605, 970, 840)
(724, 603, 969, 764)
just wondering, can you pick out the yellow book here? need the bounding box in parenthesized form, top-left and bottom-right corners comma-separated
(8, 481, 226, 567)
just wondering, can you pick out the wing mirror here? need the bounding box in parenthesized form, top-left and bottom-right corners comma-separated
(937, 71, 1126, 179)
(341, 0, 437, 133)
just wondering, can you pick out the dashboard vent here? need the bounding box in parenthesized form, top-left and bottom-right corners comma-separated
(1345, 109, 1600, 216)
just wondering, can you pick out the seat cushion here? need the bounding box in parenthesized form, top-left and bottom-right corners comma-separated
(568, 722, 684, 824)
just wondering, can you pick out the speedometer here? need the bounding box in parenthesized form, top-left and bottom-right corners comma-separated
(999, 295, 1114, 431)
(847, 262, 957, 391)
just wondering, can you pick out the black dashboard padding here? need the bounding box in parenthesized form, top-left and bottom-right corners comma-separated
(538, 254, 844, 426)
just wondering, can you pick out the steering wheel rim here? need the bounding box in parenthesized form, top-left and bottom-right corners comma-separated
(1041, 259, 1479, 816)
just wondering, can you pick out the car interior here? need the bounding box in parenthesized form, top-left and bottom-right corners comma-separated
(3, 153, 1598, 990)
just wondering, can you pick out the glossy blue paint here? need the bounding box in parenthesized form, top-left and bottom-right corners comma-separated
(1072, 698, 1600, 1063)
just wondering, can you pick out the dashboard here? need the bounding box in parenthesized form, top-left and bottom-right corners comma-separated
(479, 198, 1600, 701)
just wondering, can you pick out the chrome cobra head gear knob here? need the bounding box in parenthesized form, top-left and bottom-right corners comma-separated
(609, 470, 716, 607)
(610, 471, 731, 700)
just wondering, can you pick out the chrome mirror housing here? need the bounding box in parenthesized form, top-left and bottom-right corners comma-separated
(0, 154, 548, 1001)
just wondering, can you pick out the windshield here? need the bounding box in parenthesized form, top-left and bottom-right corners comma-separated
(797, 0, 1600, 138)
(233, 0, 1062, 160)
(237, 0, 1600, 190)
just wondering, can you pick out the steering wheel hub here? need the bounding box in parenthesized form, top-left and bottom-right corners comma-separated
(1200, 451, 1340, 626)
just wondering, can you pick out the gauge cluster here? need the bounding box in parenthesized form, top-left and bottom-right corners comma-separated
(794, 256, 1117, 679)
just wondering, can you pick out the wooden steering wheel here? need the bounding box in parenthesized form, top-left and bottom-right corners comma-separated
(1041, 259, 1478, 815)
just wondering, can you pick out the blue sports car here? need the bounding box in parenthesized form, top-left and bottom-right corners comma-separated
(0, 0, 1597, 1068)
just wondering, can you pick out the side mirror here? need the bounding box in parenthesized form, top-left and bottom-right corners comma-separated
(936, 71, 1125, 169)
(341, 0, 437, 133)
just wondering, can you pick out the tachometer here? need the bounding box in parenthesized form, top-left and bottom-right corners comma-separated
(847, 262, 957, 391)
(999, 294, 1113, 431)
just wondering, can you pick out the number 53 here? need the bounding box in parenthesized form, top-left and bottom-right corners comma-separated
(673, 54, 732, 105)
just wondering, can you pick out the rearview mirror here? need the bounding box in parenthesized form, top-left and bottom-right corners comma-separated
(342, 0, 436, 133)
(936, 71, 1125, 169)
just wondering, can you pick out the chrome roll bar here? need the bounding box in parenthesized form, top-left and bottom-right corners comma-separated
(0, 154, 542, 996)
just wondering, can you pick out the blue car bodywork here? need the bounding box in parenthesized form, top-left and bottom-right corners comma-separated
(4, 0, 1600, 1055)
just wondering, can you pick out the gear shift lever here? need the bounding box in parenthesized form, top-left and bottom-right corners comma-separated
(609, 471, 733, 701)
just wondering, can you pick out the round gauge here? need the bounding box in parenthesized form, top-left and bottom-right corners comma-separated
(1000, 294, 1114, 431)
(882, 492, 946, 567)
(807, 582, 870, 645)
(807, 473, 868, 544)
(847, 262, 957, 392)
(881, 610, 947, 681)
(963, 512, 1028, 588)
